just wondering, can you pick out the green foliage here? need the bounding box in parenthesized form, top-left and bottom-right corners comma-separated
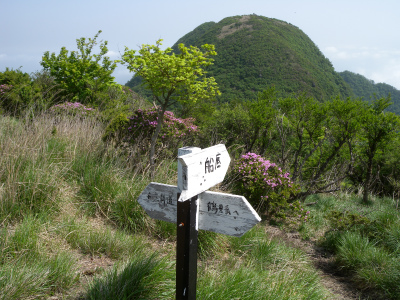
(102, 113, 129, 142)
(120, 39, 219, 110)
(0, 68, 45, 114)
(120, 39, 220, 170)
(352, 97, 400, 202)
(275, 95, 364, 196)
(41, 30, 118, 106)
(199, 87, 276, 152)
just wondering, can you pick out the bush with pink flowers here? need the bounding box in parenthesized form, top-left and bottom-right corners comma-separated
(232, 152, 300, 220)
(105, 107, 199, 166)
(126, 108, 199, 142)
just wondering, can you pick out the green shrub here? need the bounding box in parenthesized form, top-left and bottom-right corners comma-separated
(40, 30, 118, 106)
(103, 113, 129, 142)
(0, 68, 44, 114)
(327, 210, 371, 231)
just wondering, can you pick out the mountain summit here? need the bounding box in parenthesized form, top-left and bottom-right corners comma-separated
(171, 15, 353, 102)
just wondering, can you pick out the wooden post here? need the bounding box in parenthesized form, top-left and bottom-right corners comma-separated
(176, 195, 199, 300)
(176, 147, 201, 300)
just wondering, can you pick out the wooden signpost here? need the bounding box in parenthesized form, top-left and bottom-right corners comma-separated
(137, 145, 261, 299)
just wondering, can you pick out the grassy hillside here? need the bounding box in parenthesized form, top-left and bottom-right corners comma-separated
(339, 70, 400, 115)
(0, 113, 332, 299)
(127, 14, 353, 102)
(2, 110, 400, 299)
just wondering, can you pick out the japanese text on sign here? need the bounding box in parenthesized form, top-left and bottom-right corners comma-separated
(205, 153, 221, 174)
(207, 201, 239, 216)
(147, 191, 174, 208)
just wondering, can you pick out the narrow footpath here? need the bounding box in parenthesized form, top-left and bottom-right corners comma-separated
(264, 226, 372, 300)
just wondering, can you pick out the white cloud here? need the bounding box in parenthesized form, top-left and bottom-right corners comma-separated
(113, 66, 132, 85)
(368, 59, 400, 89)
(106, 50, 121, 59)
(323, 46, 400, 90)
(324, 46, 338, 53)
(323, 46, 396, 60)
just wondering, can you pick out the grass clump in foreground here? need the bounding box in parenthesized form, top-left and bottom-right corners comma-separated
(85, 253, 175, 300)
(0, 215, 78, 299)
(1, 113, 329, 299)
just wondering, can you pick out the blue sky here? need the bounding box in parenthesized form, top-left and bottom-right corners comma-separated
(1, 0, 400, 89)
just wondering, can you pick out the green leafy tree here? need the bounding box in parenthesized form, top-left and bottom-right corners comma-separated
(276, 95, 364, 197)
(244, 87, 277, 153)
(41, 30, 118, 105)
(120, 39, 219, 172)
(357, 97, 400, 203)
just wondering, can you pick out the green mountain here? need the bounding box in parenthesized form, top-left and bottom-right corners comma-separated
(339, 70, 400, 114)
(126, 14, 353, 102)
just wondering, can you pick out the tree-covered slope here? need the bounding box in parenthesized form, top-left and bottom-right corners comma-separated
(339, 70, 400, 114)
(127, 15, 353, 102)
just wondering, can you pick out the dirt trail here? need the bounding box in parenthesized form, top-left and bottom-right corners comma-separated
(264, 226, 371, 300)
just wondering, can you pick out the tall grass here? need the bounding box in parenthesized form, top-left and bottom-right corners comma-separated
(0, 116, 66, 221)
(335, 231, 400, 298)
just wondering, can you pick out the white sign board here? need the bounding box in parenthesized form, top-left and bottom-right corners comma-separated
(178, 144, 230, 201)
(137, 182, 261, 237)
(198, 191, 261, 237)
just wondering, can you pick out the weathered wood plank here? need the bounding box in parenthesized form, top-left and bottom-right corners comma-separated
(137, 182, 178, 223)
